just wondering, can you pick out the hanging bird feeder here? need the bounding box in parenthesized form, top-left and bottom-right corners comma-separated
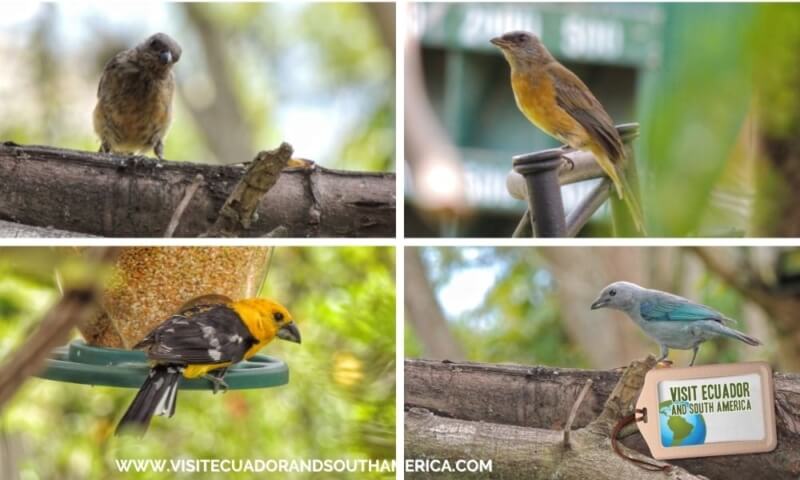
(35, 246, 290, 391)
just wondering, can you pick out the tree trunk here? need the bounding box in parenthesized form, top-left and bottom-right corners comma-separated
(0, 143, 395, 237)
(540, 247, 651, 368)
(405, 358, 800, 479)
(180, 4, 255, 165)
(404, 30, 466, 214)
(366, 3, 396, 53)
(404, 248, 464, 360)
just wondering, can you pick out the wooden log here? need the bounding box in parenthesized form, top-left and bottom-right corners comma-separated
(0, 143, 395, 237)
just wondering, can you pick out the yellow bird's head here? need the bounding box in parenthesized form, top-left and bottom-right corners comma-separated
(232, 298, 301, 345)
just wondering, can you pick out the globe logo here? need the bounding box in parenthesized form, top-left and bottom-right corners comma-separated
(659, 400, 707, 446)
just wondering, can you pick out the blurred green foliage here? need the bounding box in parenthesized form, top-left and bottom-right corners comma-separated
(749, 5, 800, 234)
(689, 272, 747, 365)
(751, 5, 800, 139)
(636, 3, 800, 236)
(408, 247, 588, 367)
(637, 3, 754, 236)
(0, 247, 395, 480)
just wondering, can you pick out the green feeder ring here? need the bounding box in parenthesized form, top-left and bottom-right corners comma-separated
(35, 340, 289, 390)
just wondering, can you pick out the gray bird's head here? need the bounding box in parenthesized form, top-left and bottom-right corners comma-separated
(490, 31, 555, 69)
(591, 281, 643, 312)
(137, 32, 182, 69)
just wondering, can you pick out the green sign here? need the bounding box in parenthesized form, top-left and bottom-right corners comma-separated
(413, 3, 664, 67)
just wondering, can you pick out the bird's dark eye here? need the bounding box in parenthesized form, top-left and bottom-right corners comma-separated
(149, 39, 165, 51)
(273, 312, 284, 322)
(609, 289, 617, 297)
(516, 33, 528, 42)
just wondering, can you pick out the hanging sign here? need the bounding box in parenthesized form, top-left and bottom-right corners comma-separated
(635, 362, 777, 460)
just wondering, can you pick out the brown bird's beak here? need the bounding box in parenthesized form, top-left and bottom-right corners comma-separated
(277, 322, 301, 344)
(159, 51, 173, 65)
(490, 37, 508, 48)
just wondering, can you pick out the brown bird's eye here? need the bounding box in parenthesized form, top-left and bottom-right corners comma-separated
(150, 39, 165, 51)
(609, 289, 617, 297)
(273, 312, 284, 322)
(516, 33, 528, 43)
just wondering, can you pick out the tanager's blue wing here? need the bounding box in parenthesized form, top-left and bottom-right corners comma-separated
(640, 296, 732, 324)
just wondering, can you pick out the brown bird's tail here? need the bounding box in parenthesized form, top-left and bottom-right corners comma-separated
(617, 171, 646, 234)
(590, 147, 646, 234)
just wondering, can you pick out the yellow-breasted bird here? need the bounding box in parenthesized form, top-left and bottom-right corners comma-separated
(94, 32, 182, 160)
(491, 31, 645, 233)
(114, 297, 301, 436)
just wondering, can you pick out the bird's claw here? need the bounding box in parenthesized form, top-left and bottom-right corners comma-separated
(203, 374, 229, 394)
(212, 380, 228, 394)
(655, 359, 673, 369)
(560, 155, 575, 171)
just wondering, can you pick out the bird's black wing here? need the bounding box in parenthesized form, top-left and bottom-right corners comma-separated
(134, 304, 257, 365)
(549, 64, 625, 161)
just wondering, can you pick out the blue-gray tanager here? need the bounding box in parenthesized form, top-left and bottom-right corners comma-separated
(591, 281, 761, 366)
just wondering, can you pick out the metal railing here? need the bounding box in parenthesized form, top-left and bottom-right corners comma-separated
(506, 123, 641, 237)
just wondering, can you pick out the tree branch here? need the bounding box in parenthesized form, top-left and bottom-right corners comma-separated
(405, 358, 800, 479)
(688, 247, 769, 303)
(690, 247, 800, 371)
(0, 248, 119, 410)
(563, 379, 593, 449)
(405, 408, 698, 480)
(164, 173, 204, 237)
(0, 143, 395, 237)
(0, 219, 96, 238)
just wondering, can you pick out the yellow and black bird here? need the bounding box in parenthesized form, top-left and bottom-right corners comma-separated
(115, 297, 301, 436)
(491, 31, 644, 233)
(94, 32, 182, 160)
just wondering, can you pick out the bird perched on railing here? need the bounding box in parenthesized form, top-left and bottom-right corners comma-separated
(591, 281, 761, 366)
(93, 32, 182, 160)
(491, 31, 645, 233)
(115, 296, 301, 436)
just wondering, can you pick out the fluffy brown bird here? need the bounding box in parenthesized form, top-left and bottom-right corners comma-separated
(491, 31, 644, 233)
(93, 33, 182, 160)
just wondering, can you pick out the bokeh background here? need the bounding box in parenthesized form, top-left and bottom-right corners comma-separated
(0, 2, 395, 171)
(406, 246, 799, 371)
(0, 247, 395, 480)
(405, 3, 800, 236)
